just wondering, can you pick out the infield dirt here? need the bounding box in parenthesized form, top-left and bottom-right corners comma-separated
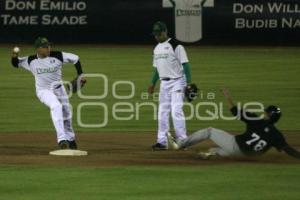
(0, 133, 299, 167)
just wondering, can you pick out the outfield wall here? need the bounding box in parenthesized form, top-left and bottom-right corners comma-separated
(0, 0, 299, 45)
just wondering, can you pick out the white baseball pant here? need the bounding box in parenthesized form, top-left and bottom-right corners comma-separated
(157, 77, 187, 145)
(37, 85, 75, 143)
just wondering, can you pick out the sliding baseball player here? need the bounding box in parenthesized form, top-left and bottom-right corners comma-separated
(168, 88, 300, 160)
(11, 37, 86, 149)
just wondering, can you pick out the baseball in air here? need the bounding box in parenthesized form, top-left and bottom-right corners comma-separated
(13, 47, 20, 53)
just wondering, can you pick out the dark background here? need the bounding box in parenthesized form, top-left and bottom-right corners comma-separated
(0, 0, 299, 45)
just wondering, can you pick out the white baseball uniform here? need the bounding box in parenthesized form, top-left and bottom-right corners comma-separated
(153, 38, 188, 145)
(17, 51, 79, 143)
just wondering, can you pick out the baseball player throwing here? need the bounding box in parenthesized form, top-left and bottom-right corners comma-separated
(148, 21, 193, 150)
(168, 88, 300, 160)
(11, 37, 86, 149)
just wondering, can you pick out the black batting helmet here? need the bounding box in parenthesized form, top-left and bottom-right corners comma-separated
(265, 105, 282, 124)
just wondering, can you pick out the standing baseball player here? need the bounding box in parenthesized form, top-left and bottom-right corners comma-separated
(148, 21, 193, 150)
(11, 37, 86, 149)
(168, 88, 300, 160)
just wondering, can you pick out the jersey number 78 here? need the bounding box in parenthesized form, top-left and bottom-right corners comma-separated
(246, 133, 267, 152)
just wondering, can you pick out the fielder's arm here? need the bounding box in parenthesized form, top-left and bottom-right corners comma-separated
(62, 52, 83, 76)
(151, 68, 159, 86)
(182, 63, 191, 84)
(11, 47, 31, 71)
(61, 52, 86, 92)
(11, 49, 19, 68)
(74, 60, 83, 76)
(148, 68, 159, 94)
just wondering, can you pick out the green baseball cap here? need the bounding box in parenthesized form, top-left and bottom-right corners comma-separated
(34, 37, 50, 48)
(152, 21, 167, 35)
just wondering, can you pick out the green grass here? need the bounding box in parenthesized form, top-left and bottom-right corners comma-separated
(0, 46, 300, 200)
(0, 165, 299, 200)
(1, 46, 299, 133)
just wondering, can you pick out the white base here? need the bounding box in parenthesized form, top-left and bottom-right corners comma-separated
(49, 149, 88, 156)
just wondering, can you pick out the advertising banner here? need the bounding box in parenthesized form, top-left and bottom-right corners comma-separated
(0, 0, 299, 44)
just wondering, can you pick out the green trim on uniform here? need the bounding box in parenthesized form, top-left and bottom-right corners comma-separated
(183, 62, 191, 84)
(151, 68, 159, 86)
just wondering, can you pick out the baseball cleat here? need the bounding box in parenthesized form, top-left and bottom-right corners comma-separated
(152, 143, 168, 151)
(166, 132, 179, 150)
(68, 140, 78, 149)
(196, 151, 217, 160)
(58, 140, 69, 149)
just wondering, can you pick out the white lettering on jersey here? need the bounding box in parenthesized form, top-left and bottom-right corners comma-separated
(18, 52, 79, 91)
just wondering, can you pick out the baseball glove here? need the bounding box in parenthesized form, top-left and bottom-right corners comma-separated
(66, 76, 87, 93)
(185, 83, 198, 102)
